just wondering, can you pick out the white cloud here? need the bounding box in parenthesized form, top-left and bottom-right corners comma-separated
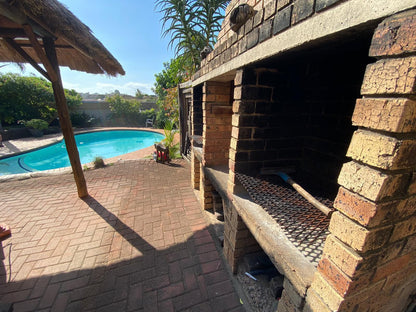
(63, 81, 154, 96)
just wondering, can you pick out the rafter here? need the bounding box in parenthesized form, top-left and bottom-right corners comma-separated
(2, 37, 50, 80)
(22, 24, 58, 82)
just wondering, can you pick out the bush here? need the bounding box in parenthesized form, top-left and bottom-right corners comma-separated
(23, 119, 49, 130)
(93, 156, 105, 169)
(70, 112, 97, 127)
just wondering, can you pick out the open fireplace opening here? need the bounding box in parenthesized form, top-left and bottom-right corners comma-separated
(228, 31, 375, 270)
(235, 31, 374, 199)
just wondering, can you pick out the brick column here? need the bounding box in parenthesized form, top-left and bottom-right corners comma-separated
(305, 9, 416, 312)
(202, 81, 233, 167)
(199, 166, 213, 210)
(228, 67, 277, 194)
(223, 200, 261, 273)
(198, 81, 233, 209)
(191, 150, 200, 190)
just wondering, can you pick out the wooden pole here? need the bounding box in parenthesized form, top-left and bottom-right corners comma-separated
(42, 37, 88, 198)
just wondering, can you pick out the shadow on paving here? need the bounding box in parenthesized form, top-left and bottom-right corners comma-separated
(0, 194, 243, 312)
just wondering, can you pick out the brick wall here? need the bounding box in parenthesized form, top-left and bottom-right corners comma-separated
(306, 9, 416, 312)
(195, 0, 345, 80)
(203, 81, 233, 167)
(229, 36, 371, 197)
(223, 199, 262, 273)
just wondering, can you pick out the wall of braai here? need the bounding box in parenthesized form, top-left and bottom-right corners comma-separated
(186, 0, 416, 311)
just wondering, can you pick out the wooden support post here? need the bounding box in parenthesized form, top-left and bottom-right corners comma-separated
(42, 37, 88, 198)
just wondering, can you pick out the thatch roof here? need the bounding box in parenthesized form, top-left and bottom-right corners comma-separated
(0, 0, 125, 76)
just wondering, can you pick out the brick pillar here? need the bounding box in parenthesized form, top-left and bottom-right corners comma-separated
(305, 9, 416, 312)
(202, 81, 233, 167)
(191, 150, 200, 190)
(228, 67, 277, 195)
(190, 86, 202, 190)
(223, 200, 261, 273)
(199, 81, 233, 210)
(199, 166, 213, 210)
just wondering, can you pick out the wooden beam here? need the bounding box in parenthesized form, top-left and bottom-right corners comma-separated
(2, 37, 50, 80)
(22, 24, 58, 82)
(0, 27, 30, 38)
(43, 37, 88, 198)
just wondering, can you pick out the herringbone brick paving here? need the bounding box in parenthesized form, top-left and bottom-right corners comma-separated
(0, 159, 244, 311)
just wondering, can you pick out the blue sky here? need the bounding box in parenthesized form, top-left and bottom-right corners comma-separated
(1, 0, 175, 95)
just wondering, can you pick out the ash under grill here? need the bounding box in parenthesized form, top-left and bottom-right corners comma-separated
(236, 173, 333, 266)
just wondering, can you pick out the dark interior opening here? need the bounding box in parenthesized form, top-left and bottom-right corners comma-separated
(193, 85, 203, 137)
(252, 30, 375, 198)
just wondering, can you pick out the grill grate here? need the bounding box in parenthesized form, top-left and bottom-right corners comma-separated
(236, 172, 333, 266)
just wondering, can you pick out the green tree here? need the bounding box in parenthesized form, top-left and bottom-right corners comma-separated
(153, 57, 189, 128)
(0, 73, 81, 125)
(156, 0, 228, 74)
(106, 94, 156, 126)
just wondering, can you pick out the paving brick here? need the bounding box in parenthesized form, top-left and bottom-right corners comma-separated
(0, 160, 242, 311)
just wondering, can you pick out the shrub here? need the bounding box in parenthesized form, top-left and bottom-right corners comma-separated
(93, 156, 105, 169)
(71, 112, 97, 127)
(23, 119, 49, 130)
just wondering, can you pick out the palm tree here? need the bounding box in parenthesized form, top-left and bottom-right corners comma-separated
(156, 0, 229, 73)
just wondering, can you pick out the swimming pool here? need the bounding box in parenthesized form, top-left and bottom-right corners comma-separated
(0, 130, 164, 176)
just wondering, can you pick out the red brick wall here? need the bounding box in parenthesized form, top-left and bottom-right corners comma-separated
(306, 9, 416, 312)
(230, 35, 372, 197)
(203, 81, 233, 167)
(195, 0, 345, 80)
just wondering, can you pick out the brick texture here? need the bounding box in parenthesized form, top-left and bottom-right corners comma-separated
(338, 161, 410, 202)
(0, 160, 243, 311)
(334, 187, 412, 228)
(352, 98, 416, 133)
(329, 212, 392, 253)
(370, 9, 416, 57)
(321, 235, 368, 277)
(346, 129, 416, 170)
(361, 56, 416, 95)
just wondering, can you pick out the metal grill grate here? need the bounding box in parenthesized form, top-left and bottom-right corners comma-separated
(236, 173, 333, 267)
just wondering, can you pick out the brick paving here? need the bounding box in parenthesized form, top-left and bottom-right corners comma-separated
(0, 159, 244, 311)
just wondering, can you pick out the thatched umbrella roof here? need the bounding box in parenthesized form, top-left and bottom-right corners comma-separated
(0, 0, 126, 197)
(0, 0, 125, 76)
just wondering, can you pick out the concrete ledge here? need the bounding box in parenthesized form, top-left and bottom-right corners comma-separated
(232, 193, 316, 296)
(193, 0, 416, 86)
(203, 166, 315, 296)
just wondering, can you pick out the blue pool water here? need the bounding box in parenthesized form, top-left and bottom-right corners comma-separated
(0, 130, 164, 176)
